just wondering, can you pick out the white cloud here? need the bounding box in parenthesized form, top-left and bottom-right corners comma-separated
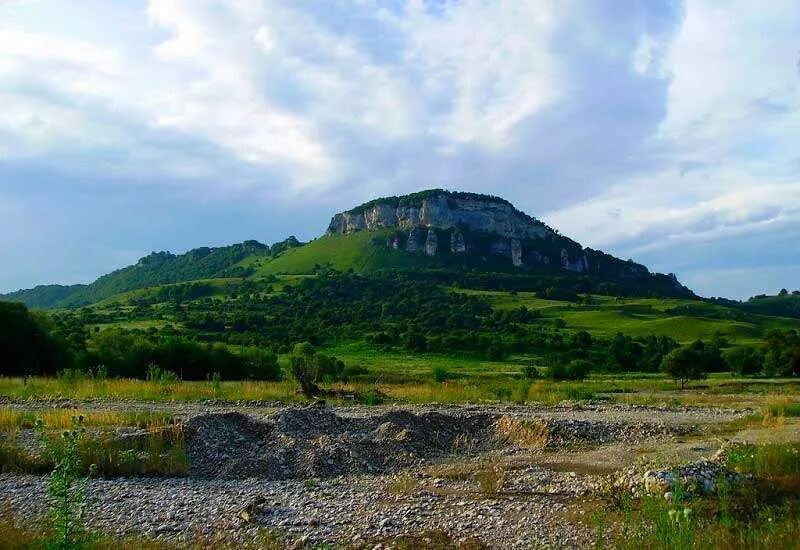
(658, 0, 800, 153)
(401, 0, 562, 147)
(547, 168, 800, 244)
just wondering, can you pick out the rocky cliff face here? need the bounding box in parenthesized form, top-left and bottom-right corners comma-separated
(328, 193, 550, 240)
(325, 190, 686, 290)
(327, 190, 594, 272)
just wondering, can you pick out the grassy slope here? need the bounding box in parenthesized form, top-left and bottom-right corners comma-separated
(457, 289, 800, 344)
(250, 231, 440, 275)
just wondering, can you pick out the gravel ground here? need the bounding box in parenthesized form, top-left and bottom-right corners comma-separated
(0, 401, 752, 548)
(0, 466, 597, 549)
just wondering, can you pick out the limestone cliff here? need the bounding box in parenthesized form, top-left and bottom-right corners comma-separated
(328, 191, 550, 240)
(325, 189, 687, 290)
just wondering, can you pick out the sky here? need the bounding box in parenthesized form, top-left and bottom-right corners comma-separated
(1, 0, 799, 299)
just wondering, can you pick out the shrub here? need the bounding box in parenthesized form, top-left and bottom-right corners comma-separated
(547, 360, 591, 381)
(432, 367, 450, 383)
(521, 364, 540, 379)
(725, 346, 763, 377)
(475, 459, 506, 496)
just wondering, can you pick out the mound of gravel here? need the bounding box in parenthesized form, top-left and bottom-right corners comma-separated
(185, 406, 498, 479)
(184, 406, 693, 480)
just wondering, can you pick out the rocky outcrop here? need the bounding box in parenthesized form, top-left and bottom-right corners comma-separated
(511, 239, 522, 267)
(324, 190, 693, 295)
(561, 249, 589, 273)
(450, 229, 466, 254)
(425, 230, 438, 256)
(328, 192, 549, 240)
(406, 228, 425, 253)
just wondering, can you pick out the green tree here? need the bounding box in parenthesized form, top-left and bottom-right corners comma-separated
(660, 344, 709, 389)
(724, 346, 763, 377)
(0, 302, 69, 376)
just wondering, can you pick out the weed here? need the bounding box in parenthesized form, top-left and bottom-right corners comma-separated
(474, 458, 506, 496)
(387, 472, 419, 495)
(726, 443, 800, 478)
(358, 388, 385, 406)
(207, 372, 222, 397)
(303, 479, 318, 491)
(36, 416, 92, 549)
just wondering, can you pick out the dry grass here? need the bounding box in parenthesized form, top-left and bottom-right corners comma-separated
(492, 416, 549, 448)
(427, 461, 475, 481)
(387, 472, 420, 495)
(474, 458, 506, 496)
(761, 409, 787, 430)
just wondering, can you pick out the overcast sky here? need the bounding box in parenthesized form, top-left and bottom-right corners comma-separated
(1, 0, 799, 299)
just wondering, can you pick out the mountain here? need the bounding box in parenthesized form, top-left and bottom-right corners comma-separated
(2, 189, 693, 309)
(260, 190, 692, 297)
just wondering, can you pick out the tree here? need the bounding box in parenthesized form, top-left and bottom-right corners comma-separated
(660, 344, 708, 389)
(0, 302, 68, 376)
(763, 329, 800, 377)
(724, 346, 763, 377)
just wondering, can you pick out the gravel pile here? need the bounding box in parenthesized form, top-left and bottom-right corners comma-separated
(184, 406, 694, 479)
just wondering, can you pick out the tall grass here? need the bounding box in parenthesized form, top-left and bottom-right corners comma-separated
(726, 443, 800, 478)
(766, 398, 800, 418)
(0, 375, 797, 408)
(0, 422, 187, 477)
(0, 409, 174, 431)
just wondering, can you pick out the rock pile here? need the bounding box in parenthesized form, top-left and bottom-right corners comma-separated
(614, 459, 742, 498)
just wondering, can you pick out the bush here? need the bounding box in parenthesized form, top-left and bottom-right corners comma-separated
(566, 359, 592, 380)
(546, 360, 591, 381)
(521, 364, 540, 379)
(725, 346, 763, 377)
(432, 366, 450, 383)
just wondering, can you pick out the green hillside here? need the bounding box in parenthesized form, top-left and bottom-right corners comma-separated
(457, 290, 798, 345)
(1, 240, 296, 309)
(249, 231, 440, 275)
(738, 292, 800, 319)
(0, 284, 86, 309)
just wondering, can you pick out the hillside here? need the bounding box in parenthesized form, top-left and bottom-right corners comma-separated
(738, 292, 800, 319)
(0, 284, 86, 309)
(1, 239, 297, 309)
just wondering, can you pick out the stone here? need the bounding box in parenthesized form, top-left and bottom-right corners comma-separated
(450, 229, 467, 254)
(511, 239, 522, 267)
(425, 230, 438, 256)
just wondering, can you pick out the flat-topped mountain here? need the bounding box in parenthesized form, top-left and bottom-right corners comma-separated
(324, 189, 680, 286)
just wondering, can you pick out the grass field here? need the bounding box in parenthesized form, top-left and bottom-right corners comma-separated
(1, 373, 798, 411)
(457, 289, 799, 344)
